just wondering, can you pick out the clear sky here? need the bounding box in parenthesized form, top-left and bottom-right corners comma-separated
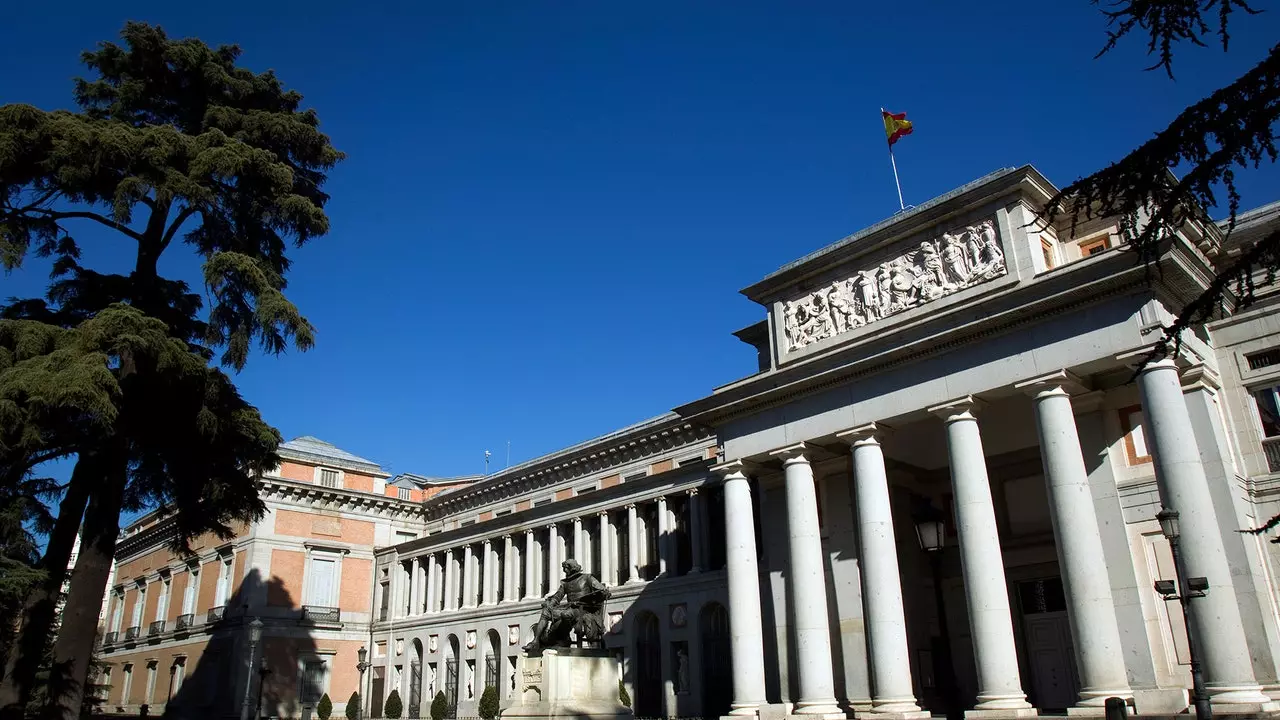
(3, 1, 1279, 481)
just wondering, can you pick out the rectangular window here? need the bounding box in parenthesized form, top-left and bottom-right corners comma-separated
(461, 519, 477, 527)
(318, 468, 340, 488)
(677, 455, 703, 467)
(145, 661, 157, 703)
(395, 531, 417, 544)
(111, 591, 125, 632)
(100, 668, 112, 702)
(155, 578, 170, 621)
(1080, 236, 1110, 256)
(494, 509, 512, 517)
(182, 570, 197, 615)
(130, 586, 146, 627)
(306, 557, 338, 606)
(1247, 349, 1280, 371)
(171, 658, 185, 696)
(1119, 405, 1152, 465)
(623, 471, 647, 482)
(1252, 384, 1280, 472)
(121, 664, 133, 705)
(1040, 237, 1057, 269)
(576, 485, 596, 496)
(214, 556, 233, 607)
(532, 498, 553, 508)
(397, 487, 412, 500)
(375, 640, 387, 658)
(301, 660, 326, 703)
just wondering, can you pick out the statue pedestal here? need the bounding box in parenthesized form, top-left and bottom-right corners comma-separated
(503, 648, 633, 720)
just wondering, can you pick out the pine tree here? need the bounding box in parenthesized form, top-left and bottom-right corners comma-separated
(345, 692, 361, 720)
(0, 21, 342, 720)
(317, 693, 333, 720)
(430, 691, 449, 720)
(478, 685, 500, 720)
(385, 689, 403, 719)
(618, 679, 631, 709)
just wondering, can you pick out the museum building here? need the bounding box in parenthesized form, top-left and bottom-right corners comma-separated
(97, 165, 1280, 720)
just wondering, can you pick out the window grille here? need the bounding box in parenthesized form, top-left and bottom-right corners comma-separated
(318, 468, 339, 488)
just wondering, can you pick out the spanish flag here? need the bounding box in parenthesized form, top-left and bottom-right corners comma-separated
(882, 109, 913, 146)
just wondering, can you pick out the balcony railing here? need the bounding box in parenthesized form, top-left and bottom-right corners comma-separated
(301, 606, 342, 625)
(206, 606, 225, 624)
(148, 620, 165, 636)
(175, 613, 194, 631)
(103, 631, 118, 646)
(123, 626, 140, 641)
(1264, 436, 1280, 473)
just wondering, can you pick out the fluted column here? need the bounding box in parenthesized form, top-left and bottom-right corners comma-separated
(626, 505, 641, 583)
(409, 557, 421, 616)
(462, 545, 476, 609)
(657, 497, 670, 577)
(572, 517, 584, 566)
(425, 553, 439, 613)
(688, 489, 705, 574)
(1017, 373, 1133, 710)
(524, 530, 537, 600)
(443, 549, 457, 611)
(929, 397, 1034, 716)
(481, 540, 494, 606)
(388, 552, 402, 619)
(769, 443, 840, 717)
(599, 512, 612, 585)
(503, 535, 516, 602)
(713, 461, 768, 717)
(836, 424, 927, 718)
(548, 524, 562, 591)
(1138, 358, 1275, 708)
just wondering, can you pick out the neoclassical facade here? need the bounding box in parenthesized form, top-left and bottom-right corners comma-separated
(101, 165, 1280, 719)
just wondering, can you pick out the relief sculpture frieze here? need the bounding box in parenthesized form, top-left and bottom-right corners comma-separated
(782, 219, 1006, 353)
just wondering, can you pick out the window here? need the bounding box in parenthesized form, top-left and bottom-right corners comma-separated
(317, 468, 341, 488)
(100, 668, 112, 702)
(121, 664, 133, 705)
(1040, 237, 1057, 269)
(532, 498, 553, 508)
(395, 531, 417, 544)
(214, 555, 233, 607)
(301, 660, 327, 703)
(397, 487, 412, 500)
(461, 518, 477, 527)
(306, 555, 338, 606)
(1080, 235, 1111, 256)
(145, 661, 157, 704)
(111, 591, 125, 632)
(182, 570, 197, 615)
(155, 577, 170, 621)
(576, 484, 597, 496)
(494, 509, 512, 517)
(1252, 384, 1280, 472)
(375, 640, 387, 658)
(1248, 349, 1280, 371)
(677, 455, 703, 467)
(171, 658, 186, 696)
(1119, 405, 1152, 465)
(130, 585, 146, 628)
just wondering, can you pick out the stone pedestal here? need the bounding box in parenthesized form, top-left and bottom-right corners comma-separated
(503, 648, 632, 720)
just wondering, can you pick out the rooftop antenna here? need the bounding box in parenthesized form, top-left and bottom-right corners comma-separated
(506, 441, 511, 469)
(484, 450, 491, 475)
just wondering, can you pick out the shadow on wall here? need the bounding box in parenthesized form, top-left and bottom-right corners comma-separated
(165, 569, 319, 720)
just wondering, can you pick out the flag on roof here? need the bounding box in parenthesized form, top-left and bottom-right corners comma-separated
(882, 109, 913, 146)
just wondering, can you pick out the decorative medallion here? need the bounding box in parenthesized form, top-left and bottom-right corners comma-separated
(609, 612, 624, 634)
(508, 624, 520, 646)
(429, 634, 438, 653)
(782, 219, 1006, 353)
(669, 603, 687, 628)
(466, 630, 476, 649)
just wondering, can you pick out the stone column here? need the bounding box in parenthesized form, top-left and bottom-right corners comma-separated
(503, 535, 516, 602)
(443, 549, 457, 611)
(627, 504, 641, 583)
(524, 530, 537, 600)
(1017, 373, 1133, 710)
(836, 425, 928, 719)
(688, 489, 705, 574)
(599, 512, 612, 585)
(388, 552, 402, 619)
(572, 517, 584, 566)
(409, 557, 421, 616)
(425, 553, 438, 613)
(929, 397, 1034, 716)
(714, 461, 768, 717)
(462, 545, 475, 609)
(481, 540, 494, 606)
(548, 524, 562, 591)
(657, 497, 670, 577)
(769, 443, 841, 717)
(1137, 358, 1275, 709)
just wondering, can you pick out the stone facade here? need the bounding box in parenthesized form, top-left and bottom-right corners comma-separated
(101, 166, 1280, 720)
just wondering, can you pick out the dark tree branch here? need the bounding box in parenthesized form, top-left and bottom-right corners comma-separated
(1094, 0, 1261, 78)
(30, 209, 144, 242)
(160, 205, 198, 251)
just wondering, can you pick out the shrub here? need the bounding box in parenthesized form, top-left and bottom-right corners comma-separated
(618, 679, 631, 708)
(317, 693, 333, 720)
(479, 685, 500, 720)
(345, 692, 361, 720)
(385, 688, 403, 719)
(430, 691, 449, 720)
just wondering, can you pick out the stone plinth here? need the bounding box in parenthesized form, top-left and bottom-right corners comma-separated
(503, 648, 632, 720)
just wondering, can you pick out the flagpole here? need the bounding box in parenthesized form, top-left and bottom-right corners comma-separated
(888, 143, 905, 211)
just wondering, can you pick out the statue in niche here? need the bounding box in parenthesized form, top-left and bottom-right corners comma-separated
(522, 559, 610, 654)
(675, 646, 689, 694)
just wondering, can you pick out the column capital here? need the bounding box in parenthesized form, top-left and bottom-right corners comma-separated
(1182, 361, 1222, 391)
(835, 422, 893, 446)
(502, 533, 512, 541)
(710, 459, 760, 480)
(686, 487, 699, 498)
(768, 441, 819, 464)
(546, 523, 557, 531)
(927, 395, 984, 422)
(598, 509, 609, 518)
(625, 503, 637, 511)
(1013, 369, 1089, 397)
(482, 538, 492, 547)
(572, 516, 583, 526)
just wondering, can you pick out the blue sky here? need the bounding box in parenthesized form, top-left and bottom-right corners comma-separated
(3, 1, 1279, 481)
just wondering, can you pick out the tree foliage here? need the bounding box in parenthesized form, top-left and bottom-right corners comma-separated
(345, 692, 361, 720)
(317, 693, 333, 720)
(430, 691, 450, 720)
(479, 684, 500, 720)
(384, 688, 403, 719)
(1042, 3, 1279, 362)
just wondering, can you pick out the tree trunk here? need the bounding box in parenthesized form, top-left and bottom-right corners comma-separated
(0, 467, 92, 720)
(39, 448, 127, 720)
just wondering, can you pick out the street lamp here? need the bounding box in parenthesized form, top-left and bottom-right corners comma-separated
(1154, 508, 1211, 720)
(356, 645, 372, 720)
(240, 617, 264, 720)
(914, 507, 959, 720)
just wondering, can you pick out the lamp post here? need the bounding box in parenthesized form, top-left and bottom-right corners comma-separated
(357, 645, 372, 720)
(254, 658, 271, 720)
(914, 512, 960, 720)
(240, 617, 264, 720)
(1154, 508, 1211, 720)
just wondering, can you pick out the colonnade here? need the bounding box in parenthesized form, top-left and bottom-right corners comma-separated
(387, 489, 718, 620)
(715, 365, 1273, 719)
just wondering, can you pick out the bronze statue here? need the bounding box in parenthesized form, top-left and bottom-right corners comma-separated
(523, 559, 610, 653)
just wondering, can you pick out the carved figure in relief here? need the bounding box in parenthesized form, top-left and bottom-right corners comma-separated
(825, 286, 856, 334)
(886, 262, 918, 313)
(876, 263, 895, 315)
(965, 226, 986, 268)
(942, 232, 972, 284)
(917, 241, 948, 290)
(853, 270, 880, 321)
(978, 222, 1004, 272)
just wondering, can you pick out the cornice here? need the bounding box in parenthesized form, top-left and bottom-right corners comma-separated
(260, 477, 424, 519)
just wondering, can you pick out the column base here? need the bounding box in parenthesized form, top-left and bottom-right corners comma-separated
(789, 700, 846, 720)
(1066, 690, 1135, 716)
(963, 709, 1037, 719)
(853, 709, 930, 720)
(1211, 684, 1280, 710)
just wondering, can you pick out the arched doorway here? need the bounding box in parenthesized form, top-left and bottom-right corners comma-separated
(445, 634, 460, 719)
(700, 602, 732, 717)
(633, 611, 663, 717)
(410, 639, 424, 717)
(484, 629, 502, 700)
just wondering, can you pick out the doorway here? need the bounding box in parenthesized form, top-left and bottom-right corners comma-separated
(1016, 577, 1079, 711)
(633, 611, 663, 717)
(699, 603, 732, 718)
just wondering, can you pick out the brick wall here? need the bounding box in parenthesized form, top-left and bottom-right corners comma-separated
(340, 557, 372, 612)
(268, 549, 305, 608)
(274, 509, 375, 545)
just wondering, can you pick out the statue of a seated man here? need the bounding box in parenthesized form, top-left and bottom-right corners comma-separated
(523, 559, 610, 653)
